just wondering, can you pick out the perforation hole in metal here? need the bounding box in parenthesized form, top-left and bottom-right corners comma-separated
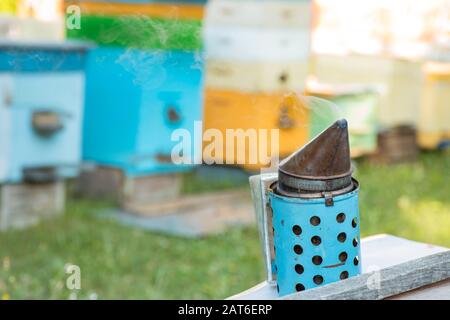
(293, 245, 303, 255)
(310, 216, 321, 226)
(336, 212, 346, 223)
(337, 232, 347, 243)
(292, 225, 302, 236)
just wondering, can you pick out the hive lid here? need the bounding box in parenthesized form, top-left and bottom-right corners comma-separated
(306, 80, 377, 97)
(0, 39, 93, 51)
(278, 119, 353, 194)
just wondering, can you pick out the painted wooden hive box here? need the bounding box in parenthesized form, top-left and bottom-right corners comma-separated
(66, 0, 205, 176)
(202, 0, 312, 171)
(81, 48, 204, 175)
(0, 41, 89, 183)
(418, 62, 450, 150)
(65, 0, 204, 50)
(305, 82, 379, 158)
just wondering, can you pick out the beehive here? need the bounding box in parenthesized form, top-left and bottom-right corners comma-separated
(310, 54, 423, 129)
(204, 0, 311, 29)
(0, 0, 17, 14)
(203, 0, 312, 170)
(204, 26, 310, 62)
(306, 82, 379, 157)
(65, 0, 204, 20)
(205, 60, 309, 93)
(203, 89, 309, 171)
(0, 42, 88, 183)
(372, 126, 418, 164)
(66, 0, 205, 176)
(418, 62, 450, 149)
(66, 13, 202, 51)
(0, 181, 65, 231)
(82, 48, 204, 176)
(65, 0, 204, 51)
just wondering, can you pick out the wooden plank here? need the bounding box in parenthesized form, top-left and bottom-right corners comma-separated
(370, 127, 418, 164)
(388, 278, 450, 300)
(282, 250, 449, 300)
(121, 173, 182, 213)
(77, 166, 183, 210)
(77, 165, 124, 200)
(101, 190, 254, 238)
(0, 181, 65, 231)
(79, 166, 255, 236)
(249, 173, 277, 283)
(124, 189, 248, 216)
(229, 234, 449, 300)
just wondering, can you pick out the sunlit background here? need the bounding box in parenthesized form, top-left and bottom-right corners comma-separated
(0, 0, 449, 299)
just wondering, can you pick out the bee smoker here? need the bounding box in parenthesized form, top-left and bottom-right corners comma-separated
(249, 119, 361, 297)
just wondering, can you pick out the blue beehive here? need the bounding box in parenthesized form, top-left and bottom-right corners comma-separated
(268, 119, 362, 296)
(82, 47, 204, 176)
(66, 0, 206, 176)
(0, 41, 88, 183)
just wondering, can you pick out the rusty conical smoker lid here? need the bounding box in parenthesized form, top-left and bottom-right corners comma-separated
(278, 119, 353, 195)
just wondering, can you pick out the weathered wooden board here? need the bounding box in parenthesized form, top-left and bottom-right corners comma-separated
(76, 165, 124, 200)
(388, 278, 450, 300)
(79, 166, 255, 236)
(125, 189, 249, 216)
(77, 166, 182, 207)
(121, 173, 183, 213)
(229, 234, 449, 300)
(370, 127, 418, 165)
(282, 250, 449, 300)
(249, 173, 277, 284)
(0, 181, 65, 231)
(101, 189, 254, 237)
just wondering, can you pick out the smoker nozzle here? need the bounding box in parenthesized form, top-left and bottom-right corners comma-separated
(277, 119, 354, 197)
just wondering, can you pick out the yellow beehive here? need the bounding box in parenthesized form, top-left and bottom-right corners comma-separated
(418, 62, 450, 149)
(205, 59, 309, 93)
(64, 0, 204, 20)
(310, 54, 424, 128)
(0, 0, 16, 14)
(203, 88, 309, 171)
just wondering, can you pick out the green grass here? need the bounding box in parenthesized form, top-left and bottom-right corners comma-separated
(0, 152, 449, 299)
(355, 151, 450, 245)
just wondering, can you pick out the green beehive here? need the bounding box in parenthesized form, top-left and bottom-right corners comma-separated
(66, 14, 202, 50)
(307, 84, 379, 157)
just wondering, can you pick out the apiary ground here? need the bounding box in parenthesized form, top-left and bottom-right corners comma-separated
(0, 151, 449, 299)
